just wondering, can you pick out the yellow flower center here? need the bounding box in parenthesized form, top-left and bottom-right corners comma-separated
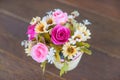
(35, 23, 45, 33)
(74, 35, 81, 40)
(47, 19, 53, 24)
(67, 47, 75, 54)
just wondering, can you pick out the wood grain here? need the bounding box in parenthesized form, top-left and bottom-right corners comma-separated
(0, 13, 65, 80)
(0, 0, 120, 58)
(56, 0, 120, 21)
(0, 0, 120, 80)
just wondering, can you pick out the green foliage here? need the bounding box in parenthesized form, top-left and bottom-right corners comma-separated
(65, 23, 74, 35)
(76, 42, 92, 55)
(41, 33, 51, 44)
(55, 50, 61, 62)
(38, 34, 44, 43)
(60, 62, 68, 76)
(50, 43, 62, 62)
(80, 47, 92, 55)
(48, 25, 55, 30)
(76, 42, 90, 48)
(40, 61, 47, 73)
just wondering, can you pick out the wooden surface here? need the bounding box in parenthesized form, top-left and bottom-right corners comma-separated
(0, 0, 120, 80)
(57, 0, 120, 20)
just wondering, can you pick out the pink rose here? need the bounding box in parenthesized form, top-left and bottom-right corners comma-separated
(31, 43, 48, 63)
(52, 9, 68, 24)
(51, 24, 70, 45)
(27, 25, 36, 40)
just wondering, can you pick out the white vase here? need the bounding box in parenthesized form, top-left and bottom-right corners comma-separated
(54, 52, 83, 71)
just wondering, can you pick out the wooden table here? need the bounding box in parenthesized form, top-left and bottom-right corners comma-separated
(0, 0, 120, 80)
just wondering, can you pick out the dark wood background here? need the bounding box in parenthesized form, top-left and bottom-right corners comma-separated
(0, 0, 120, 80)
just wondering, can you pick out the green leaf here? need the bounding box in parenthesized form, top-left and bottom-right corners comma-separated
(76, 42, 90, 48)
(80, 47, 92, 55)
(60, 62, 68, 76)
(56, 51, 61, 62)
(65, 23, 74, 35)
(50, 43, 62, 62)
(40, 61, 47, 73)
(40, 33, 51, 44)
(48, 25, 55, 30)
(38, 34, 44, 43)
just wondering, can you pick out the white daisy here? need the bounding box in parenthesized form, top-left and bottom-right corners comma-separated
(30, 16, 41, 25)
(74, 30, 85, 41)
(68, 15, 74, 20)
(21, 40, 29, 48)
(46, 10, 53, 15)
(42, 15, 55, 28)
(71, 11, 80, 18)
(35, 21, 48, 33)
(69, 30, 85, 45)
(77, 23, 91, 41)
(23, 41, 37, 56)
(62, 43, 78, 59)
(69, 38, 76, 45)
(47, 47, 56, 64)
(83, 19, 91, 25)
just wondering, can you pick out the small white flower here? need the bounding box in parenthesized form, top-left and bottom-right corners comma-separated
(54, 8, 62, 11)
(68, 15, 74, 19)
(74, 30, 85, 41)
(78, 23, 91, 41)
(62, 42, 78, 59)
(21, 40, 29, 48)
(71, 11, 80, 18)
(46, 10, 53, 15)
(35, 21, 48, 33)
(83, 19, 91, 25)
(69, 38, 76, 45)
(23, 41, 36, 56)
(47, 47, 56, 64)
(42, 15, 55, 28)
(30, 16, 41, 25)
(69, 30, 85, 45)
(82, 29, 91, 41)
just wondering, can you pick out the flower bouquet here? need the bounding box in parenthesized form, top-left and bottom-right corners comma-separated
(21, 9, 92, 76)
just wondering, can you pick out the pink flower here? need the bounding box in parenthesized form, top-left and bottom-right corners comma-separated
(51, 24, 70, 45)
(52, 9, 68, 24)
(27, 25, 36, 40)
(31, 43, 48, 63)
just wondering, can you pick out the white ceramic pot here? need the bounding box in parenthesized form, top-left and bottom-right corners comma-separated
(54, 52, 83, 71)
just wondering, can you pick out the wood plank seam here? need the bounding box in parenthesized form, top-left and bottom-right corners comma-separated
(0, 9, 29, 23)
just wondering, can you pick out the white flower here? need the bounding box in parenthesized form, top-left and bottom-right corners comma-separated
(46, 10, 53, 15)
(42, 15, 55, 28)
(21, 41, 36, 56)
(54, 8, 62, 11)
(68, 11, 79, 20)
(62, 42, 78, 59)
(69, 30, 85, 45)
(71, 11, 80, 18)
(83, 19, 91, 25)
(47, 47, 56, 64)
(30, 16, 41, 25)
(82, 29, 91, 41)
(21, 40, 29, 48)
(77, 23, 91, 41)
(35, 21, 48, 33)
(69, 38, 76, 45)
(68, 15, 74, 19)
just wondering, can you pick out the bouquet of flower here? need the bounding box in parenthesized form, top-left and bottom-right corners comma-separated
(21, 9, 92, 76)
